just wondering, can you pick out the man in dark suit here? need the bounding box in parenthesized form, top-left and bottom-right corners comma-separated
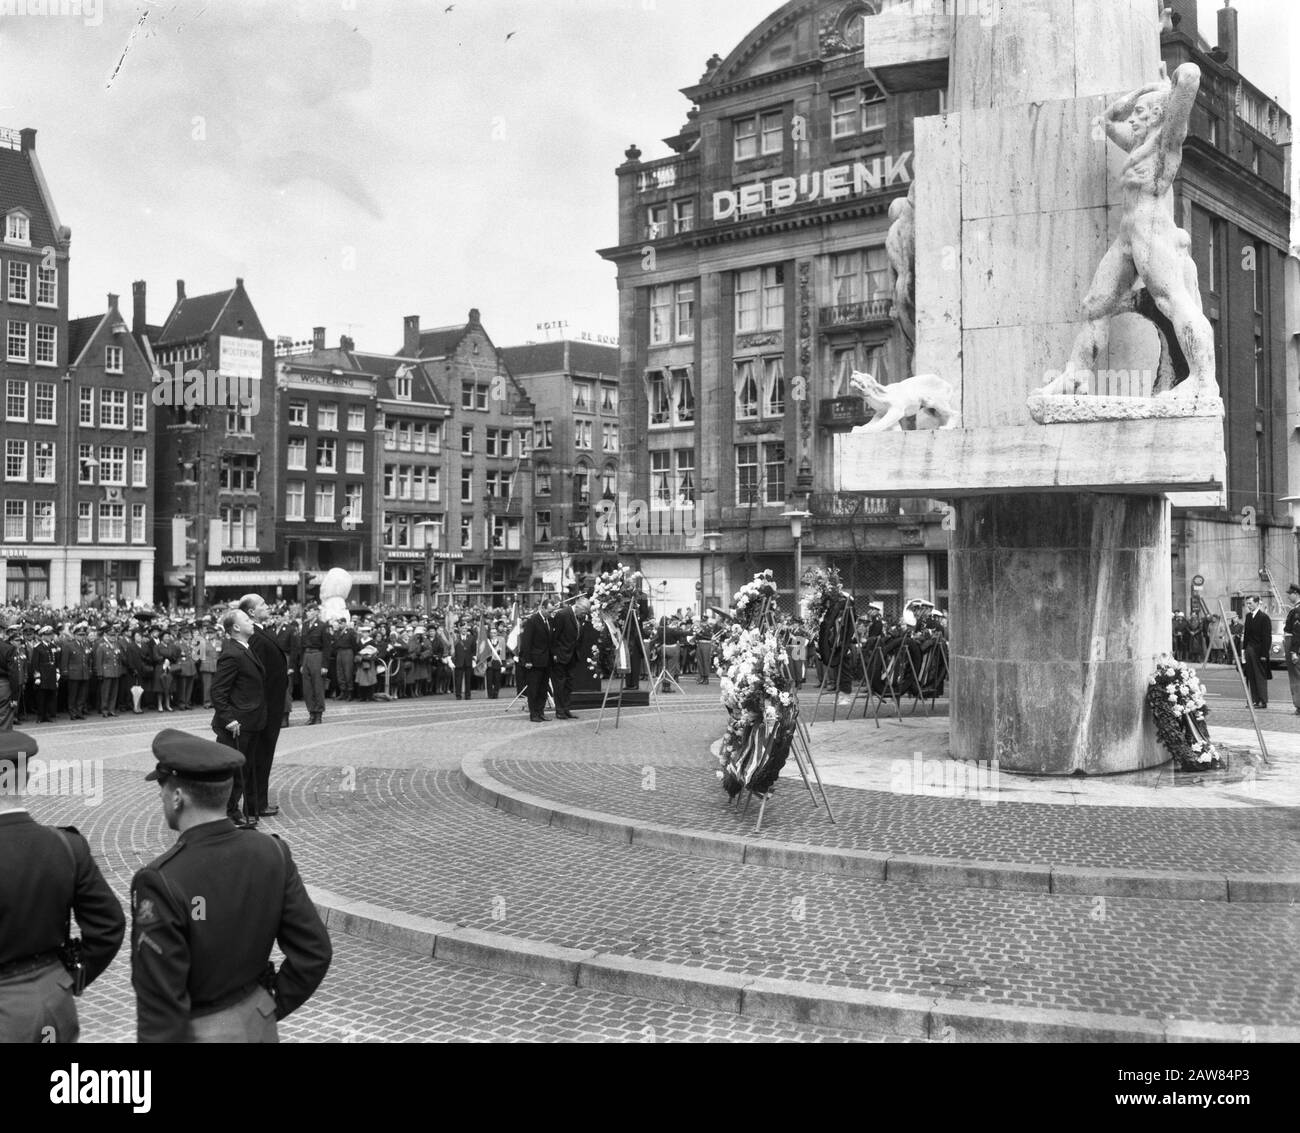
(549, 597, 589, 720)
(1242, 595, 1272, 709)
(239, 594, 288, 820)
(210, 607, 266, 826)
(0, 730, 125, 1042)
(131, 730, 331, 1043)
(452, 622, 476, 699)
(518, 600, 554, 722)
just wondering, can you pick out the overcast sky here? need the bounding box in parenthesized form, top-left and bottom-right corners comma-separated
(0, 0, 1291, 353)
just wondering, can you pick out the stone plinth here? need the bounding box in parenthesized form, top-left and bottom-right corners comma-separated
(833, 417, 1225, 497)
(950, 493, 1168, 775)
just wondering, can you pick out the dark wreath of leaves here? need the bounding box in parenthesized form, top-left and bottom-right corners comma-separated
(1145, 666, 1225, 772)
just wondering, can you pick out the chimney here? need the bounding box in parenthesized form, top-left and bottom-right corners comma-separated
(1216, 2, 1238, 72)
(19, 128, 36, 152)
(340, 334, 354, 352)
(312, 326, 326, 351)
(403, 314, 420, 356)
(176, 279, 186, 303)
(132, 281, 147, 336)
(235, 277, 244, 289)
(1164, 0, 1197, 38)
(107, 292, 118, 310)
(468, 308, 481, 325)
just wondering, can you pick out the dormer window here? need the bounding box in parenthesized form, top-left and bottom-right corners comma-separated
(394, 365, 413, 401)
(4, 211, 30, 246)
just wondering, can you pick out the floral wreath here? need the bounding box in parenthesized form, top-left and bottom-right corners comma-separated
(1146, 659, 1225, 771)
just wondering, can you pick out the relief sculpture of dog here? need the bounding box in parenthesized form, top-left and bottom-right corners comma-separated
(849, 371, 959, 432)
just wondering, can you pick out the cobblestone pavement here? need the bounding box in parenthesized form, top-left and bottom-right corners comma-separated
(21, 692, 1300, 1035)
(485, 760, 1300, 872)
(72, 931, 891, 1044)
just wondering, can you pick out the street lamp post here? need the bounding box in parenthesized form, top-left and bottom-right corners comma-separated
(781, 509, 812, 614)
(703, 530, 722, 611)
(415, 520, 440, 614)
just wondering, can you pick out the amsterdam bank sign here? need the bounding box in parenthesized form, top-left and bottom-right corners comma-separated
(713, 152, 911, 221)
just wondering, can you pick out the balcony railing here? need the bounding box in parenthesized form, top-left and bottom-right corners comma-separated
(1235, 81, 1292, 143)
(808, 492, 896, 519)
(637, 157, 691, 193)
(819, 296, 893, 329)
(818, 397, 870, 428)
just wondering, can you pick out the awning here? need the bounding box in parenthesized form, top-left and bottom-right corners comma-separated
(163, 571, 380, 587)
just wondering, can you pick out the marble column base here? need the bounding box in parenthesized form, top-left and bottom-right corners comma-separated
(950, 493, 1168, 775)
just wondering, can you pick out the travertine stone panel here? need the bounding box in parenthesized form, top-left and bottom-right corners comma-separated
(913, 114, 963, 391)
(961, 207, 1110, 330)
(950, 14, 993, 111)
(1075, 0, 1162, 100)
(961, 98, 1108, 220)
(961, 322, 1082, 426)
(988, 0, 1077, 107)
(834, 417, 1226, 496)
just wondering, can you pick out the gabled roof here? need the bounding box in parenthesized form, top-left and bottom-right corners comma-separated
(353, 351, 448, 405)
(157, 289, 234, 345)
(408, 324, 466, 359)
(67, 315, 105, 366)
(68, 297, 147, 371)
(0, 139, 63, 251)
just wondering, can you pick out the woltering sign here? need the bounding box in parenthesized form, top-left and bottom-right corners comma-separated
(713, 153, 911, 220)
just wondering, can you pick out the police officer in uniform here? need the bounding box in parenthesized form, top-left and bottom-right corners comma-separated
(131, 729, 332, 1042)
(0, 730, 126, 1042)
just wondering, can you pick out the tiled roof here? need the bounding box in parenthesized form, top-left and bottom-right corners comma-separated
(500, 341, 619, 378)
(498, 342, 565, 376)
(67, 314, 104, 366)
(280, 346, 360, 371)
(409, 324, 465, 359)
(0, 145, 59, 250)
(353, 352, 447, 405)
(157, 290, 234, 345)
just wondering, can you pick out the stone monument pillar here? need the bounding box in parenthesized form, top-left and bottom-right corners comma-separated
(837, 0, 1225, 774)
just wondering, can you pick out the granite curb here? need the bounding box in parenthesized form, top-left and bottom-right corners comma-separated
(307, 886, 1300, 1043)
(458, 753, 1300, 904)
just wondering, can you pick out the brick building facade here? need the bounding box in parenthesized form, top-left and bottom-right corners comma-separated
(399, 310, 534, 605)
(498, 339, 621, 591)
(1, 126, 157, 605)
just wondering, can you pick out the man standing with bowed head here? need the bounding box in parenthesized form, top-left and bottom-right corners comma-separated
(210, 607, 266, 826)
(518, 597, 554, 723)
(0, 730, 125, 1042)
(238, 593, 288, 818)
(1242, 595, 1272, 710)
(131, 729, 331, 1043)
(549, 597, 589, 720)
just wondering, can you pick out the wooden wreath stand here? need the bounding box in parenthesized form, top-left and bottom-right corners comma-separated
(595, 602, 665, 734)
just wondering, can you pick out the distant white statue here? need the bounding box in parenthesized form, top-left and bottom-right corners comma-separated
(849, 371, 959, 433)
(1036, 63, 1216, 401)
(884, 182, 916, 346)
(319, 567, 353, 623)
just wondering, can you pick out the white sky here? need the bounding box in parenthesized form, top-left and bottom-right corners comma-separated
(0, 0, 1291, 352)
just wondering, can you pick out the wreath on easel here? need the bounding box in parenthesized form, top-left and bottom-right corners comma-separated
(715, 626, 798, 798)
(1146, 659, 1225, 771)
